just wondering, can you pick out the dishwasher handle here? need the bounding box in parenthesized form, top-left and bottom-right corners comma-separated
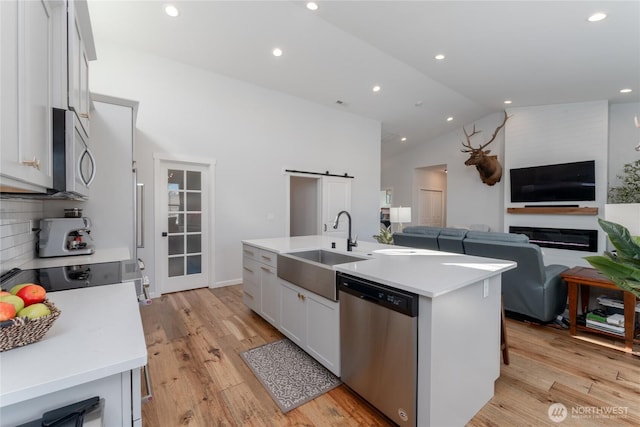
(337, 272, 418, 317)
(359, 294, 380, 304)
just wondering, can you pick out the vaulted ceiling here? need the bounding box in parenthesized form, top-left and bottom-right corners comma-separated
(87, 1, 640, 157)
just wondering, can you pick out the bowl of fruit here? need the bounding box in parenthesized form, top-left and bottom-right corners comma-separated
(0, 284, 61, 352)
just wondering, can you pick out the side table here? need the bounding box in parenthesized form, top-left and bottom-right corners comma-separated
(561, 266, 638, 352)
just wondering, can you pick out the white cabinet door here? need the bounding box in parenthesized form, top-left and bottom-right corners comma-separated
(278, 279, 341, 376)
(279, 280, 306, 347)
(259, 263, 280, 327)
(321, 176, 351, 237)
(306, 293, 340, 375)
(242, 245, 261, 312)
(242, 257, 260, 312)
(0, 0, 54, 191)
(68, 0, 91, 135)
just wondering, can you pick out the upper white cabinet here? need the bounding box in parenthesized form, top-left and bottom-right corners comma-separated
(1, 0, 56, 191)
(67, 0, 95, 135)
(0, 0, 95, 194)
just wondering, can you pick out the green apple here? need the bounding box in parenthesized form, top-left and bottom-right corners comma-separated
(0, 295, 25, 313)
(17, 303, 51, 319)
(10, 283, 32, 295)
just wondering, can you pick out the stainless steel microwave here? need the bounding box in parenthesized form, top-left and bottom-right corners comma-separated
(51, 108, 96, 199)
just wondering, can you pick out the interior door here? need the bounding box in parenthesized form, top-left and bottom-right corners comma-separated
(157, 160, 210, 293)
(419, 189, 444, 227)
(322, 176, 351, 237)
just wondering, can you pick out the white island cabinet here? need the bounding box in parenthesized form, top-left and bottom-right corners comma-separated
(242, 235, 516, 427)
(0, 282, 147, 427)
(279, 279, 340, 375)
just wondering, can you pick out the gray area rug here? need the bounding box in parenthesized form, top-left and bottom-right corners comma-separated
(240, 338, 341, 413)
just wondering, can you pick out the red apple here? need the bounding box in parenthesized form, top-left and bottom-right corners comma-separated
(16, 284, 46, 307)
(0, 301, 16, 321)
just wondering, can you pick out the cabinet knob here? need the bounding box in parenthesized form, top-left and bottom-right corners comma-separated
(79, 113, 90, 119)
(22, 157, 40, 170)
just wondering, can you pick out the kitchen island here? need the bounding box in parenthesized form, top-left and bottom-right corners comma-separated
(0, 282, 147, 426)
(242, 235, 516, 427)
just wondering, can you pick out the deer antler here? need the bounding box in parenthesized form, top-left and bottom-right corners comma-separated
(460, 125, 482, 152)
(460, 111, 510, 153)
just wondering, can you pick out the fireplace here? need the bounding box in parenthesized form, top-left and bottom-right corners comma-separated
(509, 226, 598, 252)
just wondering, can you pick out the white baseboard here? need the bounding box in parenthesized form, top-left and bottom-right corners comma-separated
(212, 278, 242, 288)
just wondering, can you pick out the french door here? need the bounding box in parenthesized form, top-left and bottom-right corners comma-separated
(155, 156, 213, 294)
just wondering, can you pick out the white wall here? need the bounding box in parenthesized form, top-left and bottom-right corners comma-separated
(382, 111, 507, 232)
(89, 42, 381, 292)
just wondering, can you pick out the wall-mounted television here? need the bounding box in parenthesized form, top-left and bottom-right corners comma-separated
(510, 160, 596, 203)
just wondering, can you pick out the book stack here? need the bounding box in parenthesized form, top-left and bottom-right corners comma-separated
(585, 311, 625, 336)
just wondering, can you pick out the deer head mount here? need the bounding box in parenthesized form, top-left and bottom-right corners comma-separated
(461, 111, 510, 186)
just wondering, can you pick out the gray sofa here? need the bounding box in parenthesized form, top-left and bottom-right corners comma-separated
(393, 226, 568, 323)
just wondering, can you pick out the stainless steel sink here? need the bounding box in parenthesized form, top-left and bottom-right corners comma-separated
(277, 250, 367, 301)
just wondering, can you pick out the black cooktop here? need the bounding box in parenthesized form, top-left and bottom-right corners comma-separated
(0, 261, 139, 293)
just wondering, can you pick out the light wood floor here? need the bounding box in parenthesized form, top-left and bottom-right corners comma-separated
(140, 285, 640, 426)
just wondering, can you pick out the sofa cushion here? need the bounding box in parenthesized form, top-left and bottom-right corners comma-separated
(437, 228, 467, 254)
(464, 230, 529, 244)
(401, 226, 442, 236)
(393, 230, 440, 250)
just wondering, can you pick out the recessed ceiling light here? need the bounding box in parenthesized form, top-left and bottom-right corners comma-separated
(620, 88, 633, 94)
(587, 12, 607, 22)
(165, 5, 179, 17)
(401, 137, 407, 142)
(372, 85, 381, 93)
(272, 48, 283, 57)
(435, 54, 445, 60)
(306, 2, 319, 11)
(504, 100, 512, 104)
(446, 117, 454, 122)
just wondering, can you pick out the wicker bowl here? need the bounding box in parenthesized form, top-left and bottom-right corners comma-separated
(0, 300, 61, 352)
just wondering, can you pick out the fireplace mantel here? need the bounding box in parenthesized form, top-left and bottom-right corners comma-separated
(507, 207, 598, 215)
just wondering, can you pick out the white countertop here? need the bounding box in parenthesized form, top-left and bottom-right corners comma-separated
(0, 282, 147, 407)
(242, 236, 516, 298)
(19, 247, 131, 269)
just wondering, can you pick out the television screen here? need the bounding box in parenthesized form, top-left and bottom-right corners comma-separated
(510, 160, 596, 203)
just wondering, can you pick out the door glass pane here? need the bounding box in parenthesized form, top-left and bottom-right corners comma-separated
(187, 213, 201, 232)
(187, 235, 201, 254)
(186, 171, 201, 190)
(168, 213, 184, 233)
(168, 169, 184, 189)
(168, 257, 184, 277)
(168, 236, 184, 255)
(166, 166, 204, 283)
(187, 255, 201, 275)
(186, 192, 201, 211)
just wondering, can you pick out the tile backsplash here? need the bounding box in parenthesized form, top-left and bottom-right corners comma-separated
(0, 199, 43, 275)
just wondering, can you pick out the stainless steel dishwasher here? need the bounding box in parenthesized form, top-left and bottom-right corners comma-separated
(337, 272, 419, 426)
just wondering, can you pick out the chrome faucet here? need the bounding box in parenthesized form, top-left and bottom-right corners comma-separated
(333, 210, 357, 251)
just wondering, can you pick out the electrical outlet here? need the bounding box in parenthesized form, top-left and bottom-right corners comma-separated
(483, 280, 489, 298)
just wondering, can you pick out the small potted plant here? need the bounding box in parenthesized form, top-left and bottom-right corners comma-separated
(373, 224, 394, 245)
(584, 218, 640, 299)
